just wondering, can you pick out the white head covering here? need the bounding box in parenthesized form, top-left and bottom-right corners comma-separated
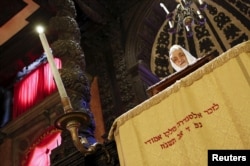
(169, 44, 197, 72)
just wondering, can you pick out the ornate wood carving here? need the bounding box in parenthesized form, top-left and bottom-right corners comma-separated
(151, 0, 250, 79)
(48, 0, 96, 164)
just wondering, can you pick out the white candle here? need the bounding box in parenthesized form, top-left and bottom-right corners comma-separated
(197, 10, 203, 19)
(37, 26, 68, 98)
(168, 21, 173, 28)
(160, 3, 169, 15)
(198, 0, 203, 5)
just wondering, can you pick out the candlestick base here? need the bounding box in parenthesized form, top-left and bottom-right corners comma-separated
(54, 111, 100, 155)
(55, 111, 90, 130)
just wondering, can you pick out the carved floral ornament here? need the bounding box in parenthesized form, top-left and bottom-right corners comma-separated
(151, 0, 250, 79)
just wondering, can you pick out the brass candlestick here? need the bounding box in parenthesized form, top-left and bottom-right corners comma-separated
(37, 26, 98, 156)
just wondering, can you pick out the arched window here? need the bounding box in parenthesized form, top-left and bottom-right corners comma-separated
(22, 127, 61, 166)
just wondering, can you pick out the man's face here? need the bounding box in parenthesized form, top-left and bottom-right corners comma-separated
(171, 49, 188, 68)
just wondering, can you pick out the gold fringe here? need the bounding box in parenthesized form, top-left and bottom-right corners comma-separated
(108, 40, 250, 140)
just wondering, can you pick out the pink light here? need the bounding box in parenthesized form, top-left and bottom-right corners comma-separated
(25, 131, 61, 166)
(13, 58, 62, 119)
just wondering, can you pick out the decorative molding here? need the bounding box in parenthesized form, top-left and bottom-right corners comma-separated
(0, 0, 39, 45)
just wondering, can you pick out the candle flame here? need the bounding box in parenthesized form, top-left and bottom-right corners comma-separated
(36, 26, 44, 34)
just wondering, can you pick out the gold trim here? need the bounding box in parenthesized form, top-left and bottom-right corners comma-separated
(108, 40, 250, 140)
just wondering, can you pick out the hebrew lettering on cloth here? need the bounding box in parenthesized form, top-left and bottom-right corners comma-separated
(108, 40, 250, 166)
